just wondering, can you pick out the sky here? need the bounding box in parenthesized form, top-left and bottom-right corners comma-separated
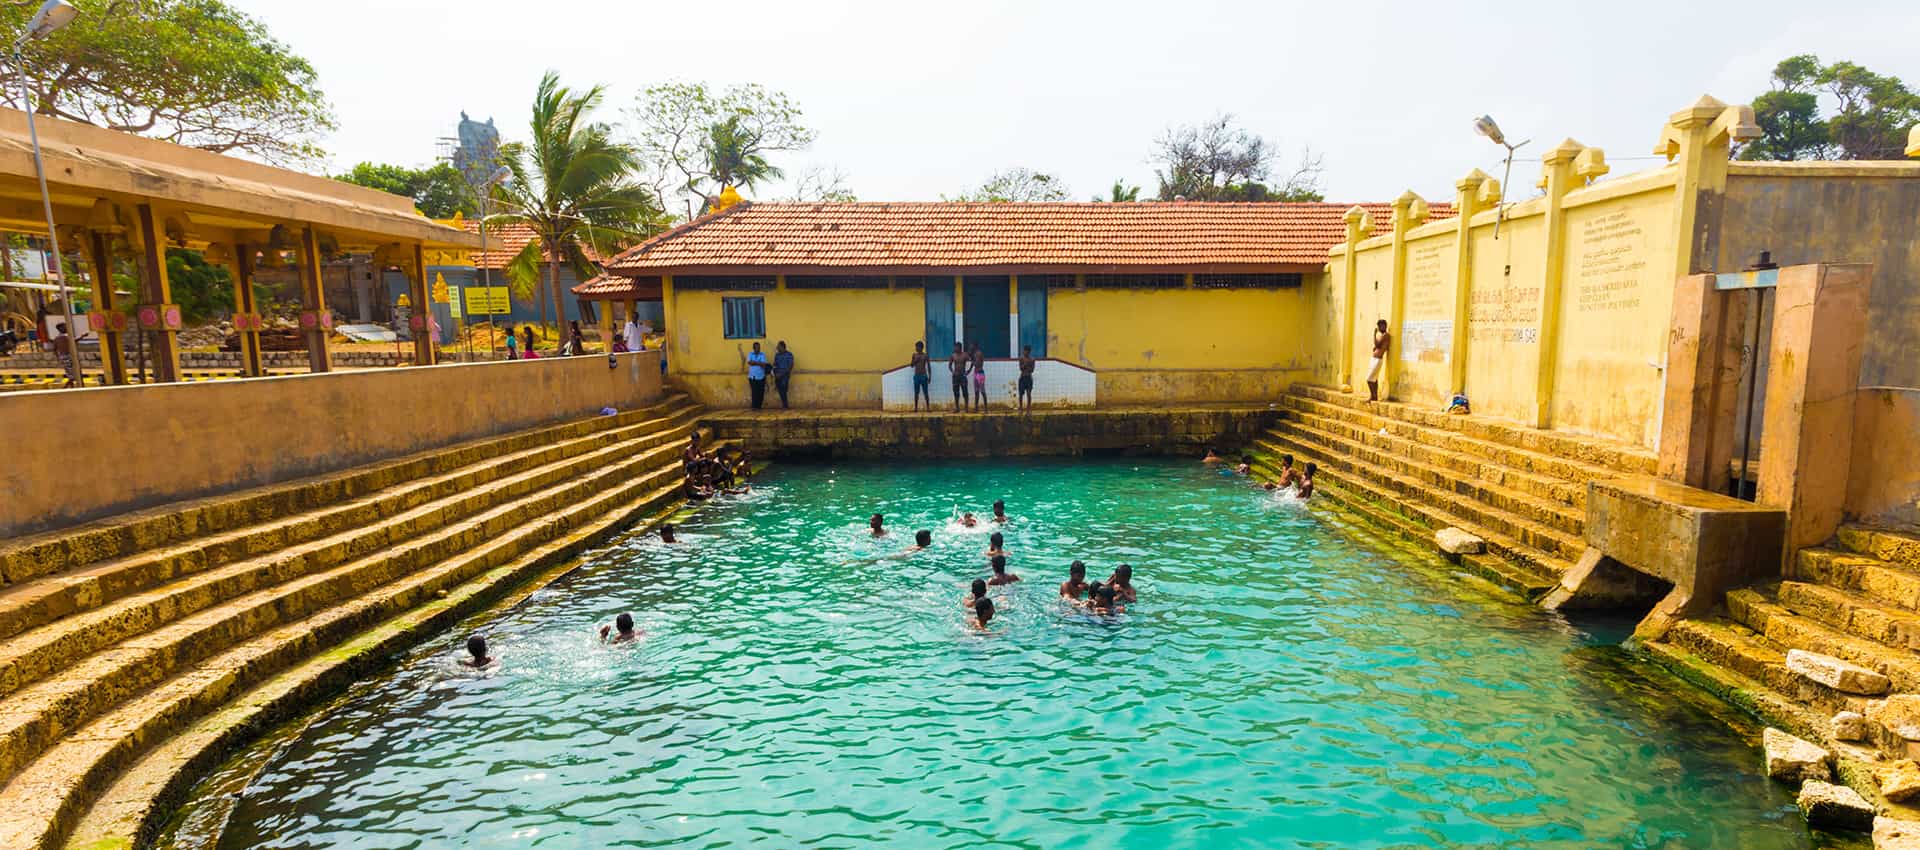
(241, 0, 1920, 207)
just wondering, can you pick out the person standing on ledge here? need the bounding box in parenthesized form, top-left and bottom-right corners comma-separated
(1369, 319, 1391, 403)
(911, 342, 933, 412)
(773, 341, 795, 409)
(746, 342, 770, 410)
(1017, 345, 1036, 413)
(969, 342, 988, 411)
(623, 313, 645, 353)
(949, 342, 970, 412)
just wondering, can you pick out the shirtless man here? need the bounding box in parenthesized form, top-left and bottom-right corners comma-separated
(911, 529, 933, 550)
(969, 343, 988, 411)
(869, 513, 888, 537)
(1060, 561, 1089, 600)
(987, 554, 1020, 586)
(460, 635, 495, 668)
(949, 342, 970, 411)
(1017, 345, 1036, 413)
(970, 597, 996, 631)
(987, 532, 1007, 557)
(991, 500, 1009, 523)
(1106, 564, 1137, 604)
(1275, 454, 1302, 489)
(660, 524, 678, 543)
(962, 578, 991, 610)
(599, 612, 641, 644)
(911, 342, 933, 412)
(1369, 319, 1391, 403)
(1299, 463, 1318, 500)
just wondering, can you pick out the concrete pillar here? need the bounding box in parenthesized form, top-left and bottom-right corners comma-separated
(405, 243, 433, 366)
(1531, 139, 1584, 428)
(1385, 191, 1427, 401)
(1448, 170, 1488, 395)
(1007, 274, 1019, 356)
(1655, 96, 1760, 279)
(1657, 273, 1743, 493)
(132, 204, 182, 383)
(952, 274, 965, 349)
(231, 244, 265, 377)
(1337, 206, 1366, 391)
(1757, 263, 1875, 557)
(83, 230, 127, 386)
(295, 227, 332, 372)
(596, 296, 613, 350)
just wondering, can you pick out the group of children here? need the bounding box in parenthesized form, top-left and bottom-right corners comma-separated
(683, 434, 753, 500)
(1203, 448, 1316, 500)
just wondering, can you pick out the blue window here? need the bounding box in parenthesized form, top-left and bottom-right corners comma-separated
(722, 296, 765, 339)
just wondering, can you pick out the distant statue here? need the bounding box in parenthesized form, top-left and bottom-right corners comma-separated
(454, 113, 502, 191)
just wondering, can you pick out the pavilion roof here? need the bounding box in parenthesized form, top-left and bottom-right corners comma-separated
(605, 200, 1454, 275)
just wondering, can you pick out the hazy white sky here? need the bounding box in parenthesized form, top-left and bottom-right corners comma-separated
(241, 0, 1917, 205)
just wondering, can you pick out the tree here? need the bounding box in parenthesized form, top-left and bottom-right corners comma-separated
(630, 82, 817, 216)
(946, 168, 1071, 202)
(0, 0, 335, 165)
(1743, 55, 1920, 161)
(493, 72, 663, 338)
(1095, 180, 1141, 202)
(1150, 114, 1324, 202)
(784, 166, 856, 202)
(335, 162, 473, 218)
(166, 249, 233, 323)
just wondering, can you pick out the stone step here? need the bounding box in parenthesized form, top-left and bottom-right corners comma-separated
(1728, 588, 1920, 694)
(1258, 429, 1584, 563)
(1839, 526, 1920, 574)
(0, 475, 689, 850)
(1252, 434, 1568, 592)
(1776, 581, 1920, 653)
(0, 399, 702, 646)
(0, 393, 694, 582)
(1644, 623, 1828, 745)
(1790, 547, 1920, 614)
(1279, 393, 1624, 490)
(0, 433, 695, 786)
(0, 417, 700, 710)
(1291, 471, 1557, 598)
(1275, 403, 1585, 509)
(1272, 416, 1584, 537)
(1284, 384, 1655, 480)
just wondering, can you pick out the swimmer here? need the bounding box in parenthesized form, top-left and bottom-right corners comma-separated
(911, 529, 933, 550)
(870, 513, 887, 537)
(1106, 564, 1137, 603)
(660, 523, 678, 543)
(1299, 463, 1317, 500)
(1202, 446, 1224, 464)
(1276, 453, 1302, 489)
(460, 635, 495, 668)
(962, 578, 990, 609)
(991, 500, 1009, 523)
(1082, 580, 1105, 609)
(987, 554, 1021, 586)
(1235, 455, 1253, 475)
(1090, 582, 1121, 615)
(987, 531, 1006, 557)
(1263, 482, 1279, 491)
(599, 612, 641, 644)
(960, 512, 979, 528)
(1060, 560, 1089, 600)
(970, 597, 996, 631)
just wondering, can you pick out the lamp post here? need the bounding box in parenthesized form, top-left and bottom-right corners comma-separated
(477, 164, 510, 358)
(13, 0, 79, 386)
(1473, 114, 1528, 238)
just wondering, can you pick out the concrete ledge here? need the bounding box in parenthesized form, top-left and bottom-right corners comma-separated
(703, 406, 1279, 457)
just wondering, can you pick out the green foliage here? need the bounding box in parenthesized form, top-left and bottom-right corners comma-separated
(1742, 55, 1920, 161)
(1151, 114, 1323, 202)
(165, 249, 233, 323)
(0, 0, 335, 165)
(335, 162, 473, 218)
(631, 82, 817, 214)
(945, 168, 1070, 202)
(1095, 180, 1141, 202)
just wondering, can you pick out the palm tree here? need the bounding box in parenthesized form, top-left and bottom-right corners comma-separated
(493, 72, 661, 340)
(698, 115, 782, 214)
(1096, 180, 1141, 202)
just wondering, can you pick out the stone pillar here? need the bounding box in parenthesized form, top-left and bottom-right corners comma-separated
(1757, 263, 1876, 557)
(1448, 170, 1488, 396)
(1655, 96, 1760, 279)
(661, 274, 676, 374)
(596, 295, 613, 350)
(132, 204, 182, 383)
(1337, 206, 1367, 392)
(1007, 274, 1019, 356)
(83, 230, 128, 386)
(231, 244, 266, 377)
(295, 227, 332, 372)
(405, 243, 434, 366)
(1657, 273, 1743, 492)
(1531, 139, 1584, 429)
(1385, 190, 1428, 401)
(952, 274, 965, 349)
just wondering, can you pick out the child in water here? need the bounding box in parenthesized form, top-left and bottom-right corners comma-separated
(991, 500, 1009, 523)
(870, 513, 887, 537)
(1299, 463, 1317, 500)
(987, 532, 1006, 557)
(460, 635, 495, 668)
(959, 512, 979, 528)
(970, 597, 996, 631)
(911, 529, 933, 550)
(1235, 455, 1253, 475)
(987, 554, 1021, 586)
(1275, 454, 1301, 489)
(1060, 560, 1089, 600)
(1089, 583, 1121, 615)
(599, 612, 641, 645)
(1106, 564, 1137, 603)
(962, 578, 990, 609)
(1202, 447, 1224, 464)
(660, 524, 678, 543)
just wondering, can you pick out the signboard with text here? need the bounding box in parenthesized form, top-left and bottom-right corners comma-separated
(465, 286, 511, 314)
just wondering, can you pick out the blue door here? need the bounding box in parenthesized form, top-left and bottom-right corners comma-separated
(961, 276, 1011, 358)
(1017, 277, 1048, 357)
(924, 278, 955, 359)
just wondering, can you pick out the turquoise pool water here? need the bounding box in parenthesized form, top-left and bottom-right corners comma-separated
(212, 458, 1813, 849)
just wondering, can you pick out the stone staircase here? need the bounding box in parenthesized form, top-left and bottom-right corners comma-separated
(1649, 526, 1920, 763)
(1254, 384, 1656, 597)
(0, 393, 706, 850)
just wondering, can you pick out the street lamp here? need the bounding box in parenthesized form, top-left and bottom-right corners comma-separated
(1473, 114, 1528, 238)
(477, 165, 510, 357)
(13, 0, 80, 386)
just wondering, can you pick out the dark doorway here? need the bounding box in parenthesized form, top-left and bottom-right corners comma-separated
(962, 276, 1011, 357)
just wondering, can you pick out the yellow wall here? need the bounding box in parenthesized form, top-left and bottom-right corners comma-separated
(667, 283, 925, 408)
(1046, 286, 1316, 404)
(0, 352, 664, 537)
(1305, 261, 1344, 385)
(1398, 227, 1458, 403)
(1550, 182, 1677, 447)
(1348, 239, 1394, 383)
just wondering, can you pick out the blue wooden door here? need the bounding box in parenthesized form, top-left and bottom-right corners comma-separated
(1017, 278, 1048, 357)
(924, 279, 954, 359)
(961, 276, 1011, 357)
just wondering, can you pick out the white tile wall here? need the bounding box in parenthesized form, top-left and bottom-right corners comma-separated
(881, 359, 1096, 410)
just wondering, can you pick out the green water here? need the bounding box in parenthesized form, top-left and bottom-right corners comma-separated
(214, 458, 1813, 849)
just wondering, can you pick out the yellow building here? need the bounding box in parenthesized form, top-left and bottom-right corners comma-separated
(589, 201, 1438, 407)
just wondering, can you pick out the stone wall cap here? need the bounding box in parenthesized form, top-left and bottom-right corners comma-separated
(1590, 475, 1786, 516)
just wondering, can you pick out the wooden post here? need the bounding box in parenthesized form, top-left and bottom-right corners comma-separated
(1448, 170, 1488, 396)
(1532, 140, 1584, 428)
(296, 227, 332, 372)
(233, 244, 265, 377)
(1337, 206, 1366, 391)
(85, 230, 127, 385)
(408, 243, 434, 366)
(133, 204, 181, 383)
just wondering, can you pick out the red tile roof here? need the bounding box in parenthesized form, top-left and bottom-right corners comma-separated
(605, 201, 1455, 273)
(461, 220, 605, 269)
(573, 273, 662, 301)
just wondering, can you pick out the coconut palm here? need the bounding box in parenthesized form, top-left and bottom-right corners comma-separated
(1097, 180, 1141, 202)
(493, 71, 661, 338)
(697, 115, 782, 213)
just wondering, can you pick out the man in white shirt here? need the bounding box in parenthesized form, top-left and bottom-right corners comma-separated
(623, 315, 644, 352)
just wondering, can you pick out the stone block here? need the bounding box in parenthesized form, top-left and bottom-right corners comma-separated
(1787, 649, 1892, 695)
(1869, 695, 1920, 743)
(1798, 780, 1875, 832)
(1435, 527, 1485, 555)
(1584, 476, 1784, 639)
(1878, 817, 1920, 850)
(1880, 760, 1920, 803)
(1834, 711, 1869, 742)
(1764, 727, 1833, 784)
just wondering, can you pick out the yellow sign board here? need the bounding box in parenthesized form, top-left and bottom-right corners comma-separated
(465, 286, 511, 314)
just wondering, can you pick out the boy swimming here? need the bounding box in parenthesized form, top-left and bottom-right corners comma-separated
(1235, 455, 1253, 475)
(1090, 583, 1121, 615)
(460, 635, 495, 668)
(970, 597, 996, 631)
(912, 529, 933, 550)
(1202, 447, 1223, 464)
(991, 500, 1008, 523)
(962, 578, 990, 609)
(1106, 564, 1137, 603)
(1060, 560, 1089, 600)
(987, 532, 1006, 557)
(987, 554, 1020, 586)
(660, 524, 678, 543)
(870, 513, 887, 537)
(599, 612, 641, 645)
(959, 512, 979, 528)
